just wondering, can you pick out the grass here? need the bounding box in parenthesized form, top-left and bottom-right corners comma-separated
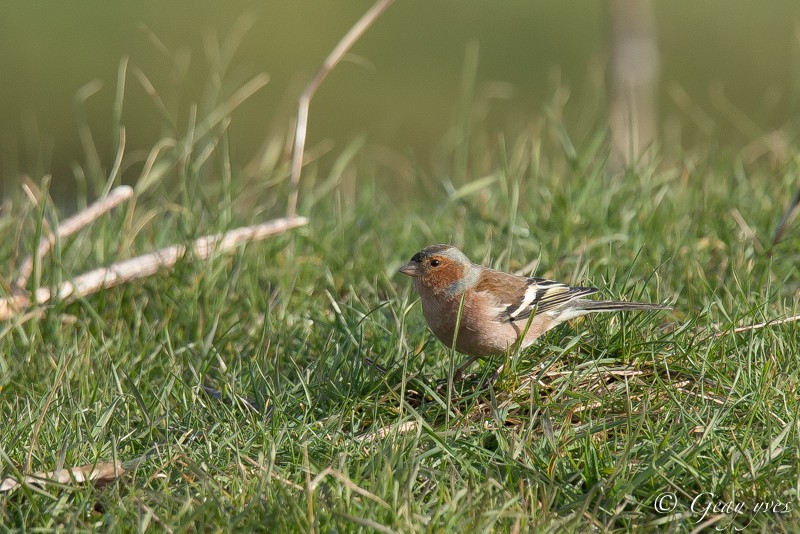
(2, 54, 800, 533)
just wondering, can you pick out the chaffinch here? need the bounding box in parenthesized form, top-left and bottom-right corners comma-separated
(399, 244, 670, 367)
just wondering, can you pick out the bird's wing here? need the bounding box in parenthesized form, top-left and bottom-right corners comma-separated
(475, 269, 598, 323)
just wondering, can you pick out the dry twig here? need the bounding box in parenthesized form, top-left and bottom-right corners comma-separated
(1, 461, 124, 493)
(15, 185, 134, 289)
(713, 314, 800, 338)
(0, 216, 308, 321)
(287, 0, 394, 217)
(2, 450, 155, 494)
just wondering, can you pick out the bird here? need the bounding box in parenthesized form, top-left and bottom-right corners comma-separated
(398, 244, 670, 375)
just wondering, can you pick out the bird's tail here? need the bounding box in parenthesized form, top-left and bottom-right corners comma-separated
(558, 299, 671, 321)
(573, 300, 671, 312)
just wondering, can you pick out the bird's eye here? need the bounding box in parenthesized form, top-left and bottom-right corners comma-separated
(430, 259, 441, 267)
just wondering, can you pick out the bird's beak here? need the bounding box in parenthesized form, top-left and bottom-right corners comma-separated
(398, 261, 421, 277)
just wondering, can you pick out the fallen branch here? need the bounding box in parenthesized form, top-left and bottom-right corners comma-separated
(1, 450, 156, 494)
(0, 216, 308, 321)
(0, 461, 123, 493)
(713, 313, 800, 338)
(15, 185, 134, 289)
(287, 0, 394, 217)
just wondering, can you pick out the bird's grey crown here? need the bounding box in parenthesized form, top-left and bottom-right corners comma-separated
(410, 244, 469, 264)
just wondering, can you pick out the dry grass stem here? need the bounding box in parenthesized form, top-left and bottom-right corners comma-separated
(287, 0, 394, 217)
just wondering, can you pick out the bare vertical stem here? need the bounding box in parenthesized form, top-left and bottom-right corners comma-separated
(286, 0, 395, 217)
(609, 0, 659, 165)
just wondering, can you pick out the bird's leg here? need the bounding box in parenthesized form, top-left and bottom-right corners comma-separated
(480, 363, 505, 389)
(453, 354, 481, 380)
(434, 354, 481, 388)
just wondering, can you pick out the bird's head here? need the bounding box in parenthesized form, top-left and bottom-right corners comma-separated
(399, 244, 477, 295)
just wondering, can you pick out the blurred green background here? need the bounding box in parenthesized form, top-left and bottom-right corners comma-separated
(1, 0, 799, 203)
